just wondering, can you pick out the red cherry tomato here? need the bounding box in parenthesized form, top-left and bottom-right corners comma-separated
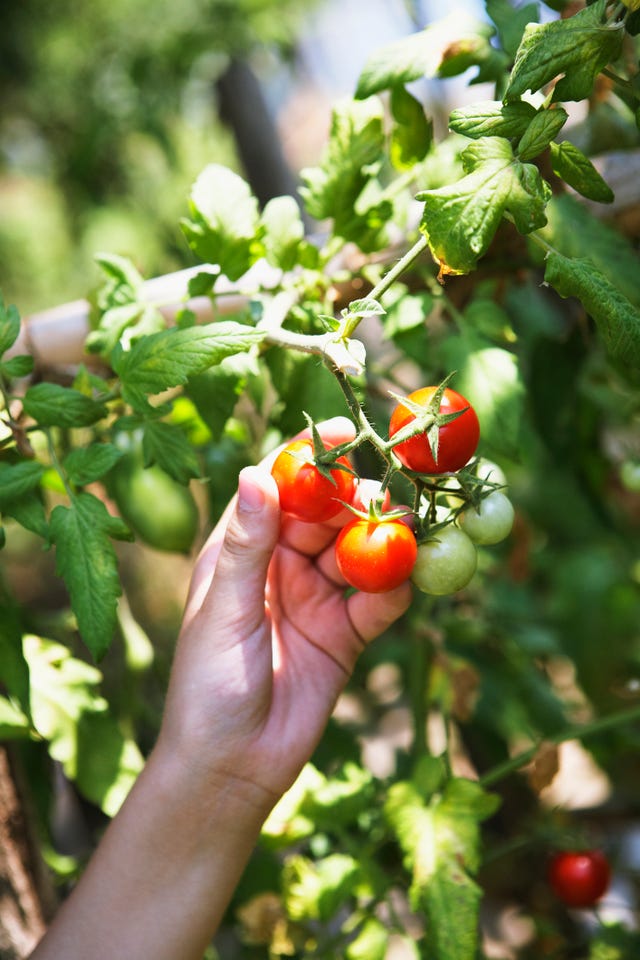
(271, 439, 355, 523)
(388, 386, 480, 474)
(548, 850, 611, 908)
(335, 517, 417, 593)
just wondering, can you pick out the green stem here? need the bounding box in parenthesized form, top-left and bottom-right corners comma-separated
(367, 234, 429, 307)
(410, 609, 433, 762)
(328, 367, 389, 456)
(480, 702, 640, 789)
(601, 67, 639, 99)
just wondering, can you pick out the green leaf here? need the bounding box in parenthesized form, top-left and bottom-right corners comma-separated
(22, 383, 107, 428)
(0, 694, 30, 738)
(141, 420, 201, 484)
(180, 164, 261, 282)
(300, 98, 390, 252)
(186, 267, 220, 299)
(0, 354, 35, 379)
(505, 0, 625, 102)
(49, 493, 123, 659)
(549, 140, 614, 202)
(283, 853, 361, 923)
(112, 321, 264, 408)
(24, 634, 143, 815)
(517, 106, 568, 160)
(440, 333, 525, 460)
(186, 358, 248, 442)
(0, 591, 30, 711)
(261, 195, 305, 272)
(385, 777, 499, 960)
(0, 461, 44, 505)
(539, 194, 640, 308)
(265, 350, 348, 438)
(3, 494, 49, 540)
(485, 0, 540, 59)
(75, 710, 144, 816)
(345, 918, 389, 960)
(417, 137, 550, 275)
(300, 762, 376, 830)
(449, 99, 536, 140)
(390, 85, 433, 170)
(86, 302, 165, 357)
(95, 252, 143, 300)
(355, 13, 498, 97)
(544, 251, 640, 369)
(63, 444, 123, 486)
(261, 764, 324, 849)
(0, 296, 22, 357)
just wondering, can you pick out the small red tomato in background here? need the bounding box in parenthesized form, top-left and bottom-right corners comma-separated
(548, 850, 611, 909)
(389, 386, 480, 474)
(335, 517, 417, 593)
(271, 439, 355, 523)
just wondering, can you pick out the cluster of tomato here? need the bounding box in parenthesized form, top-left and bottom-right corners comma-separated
(271, 387, 515, 596)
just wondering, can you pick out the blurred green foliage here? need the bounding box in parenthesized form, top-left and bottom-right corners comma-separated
(0, 0, 318, 310)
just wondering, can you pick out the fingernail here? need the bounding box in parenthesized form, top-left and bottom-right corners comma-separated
(237, 468, 266, 513)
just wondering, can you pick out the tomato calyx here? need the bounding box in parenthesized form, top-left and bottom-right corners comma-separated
(341, 495, 413, 526)
(387, 375, 468, 469)
(291, 416, 357, 489)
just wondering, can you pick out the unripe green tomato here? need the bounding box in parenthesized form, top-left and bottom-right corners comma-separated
(108, 457, 199, 554)
(411, 525, 477, 596)
(458, 490, 515, 545)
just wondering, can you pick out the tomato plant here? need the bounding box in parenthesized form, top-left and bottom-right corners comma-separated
(335, 516, 417, 593)
(548, 850, 611, 909)
(271, 439, 356, 522)
(388, 386, 480, 474)
(458, 491, 515, 545)
(3, 1, 640, 957)
(411, 524, 477, 596)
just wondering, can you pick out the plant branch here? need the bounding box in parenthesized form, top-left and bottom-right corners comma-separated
(479, 702, 640, 788)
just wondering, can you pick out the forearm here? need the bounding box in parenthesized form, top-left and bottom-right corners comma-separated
(30, 744, 273, 960)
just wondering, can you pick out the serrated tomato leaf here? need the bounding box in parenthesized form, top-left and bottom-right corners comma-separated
(63, 444, 124, 487)
(141, 420, 201, 483)
(0, 461, 45, 504)
(23, 383, 108, 428)
(355, 13, 498, 98)
(517, 107, 568, 161)
(385, 776, 499, 960)
(505, 0, 625, 102)
(49, 493, 123, 660)
(549, 141, 614, 203)
(544, 252, 640, 370)
(449, 100, 536, 140)
(111, 321, 264, 406)
(0, 297, 22, 358)
(180, 164, 261, 282)
(417, 137, 550, 276)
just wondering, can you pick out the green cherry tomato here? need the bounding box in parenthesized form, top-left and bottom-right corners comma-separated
(109, 457, 200, 554)
(411, 525, 477, 596)
(458, 491, 515, 545)
(335, 517, 417, 593)
(271, 439, 356, 523)
(388, 386, 480, 474)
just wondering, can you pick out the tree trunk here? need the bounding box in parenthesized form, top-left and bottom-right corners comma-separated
(216, 57, 301, 210)
(0, 746, 54, 959)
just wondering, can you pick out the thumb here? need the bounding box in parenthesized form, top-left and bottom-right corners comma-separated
(199, 466, 281, 638)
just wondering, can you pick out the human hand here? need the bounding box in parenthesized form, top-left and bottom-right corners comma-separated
(156, 417, 412, 811)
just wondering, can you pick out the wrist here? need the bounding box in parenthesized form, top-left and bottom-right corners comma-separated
(146, 734, 278, 836)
